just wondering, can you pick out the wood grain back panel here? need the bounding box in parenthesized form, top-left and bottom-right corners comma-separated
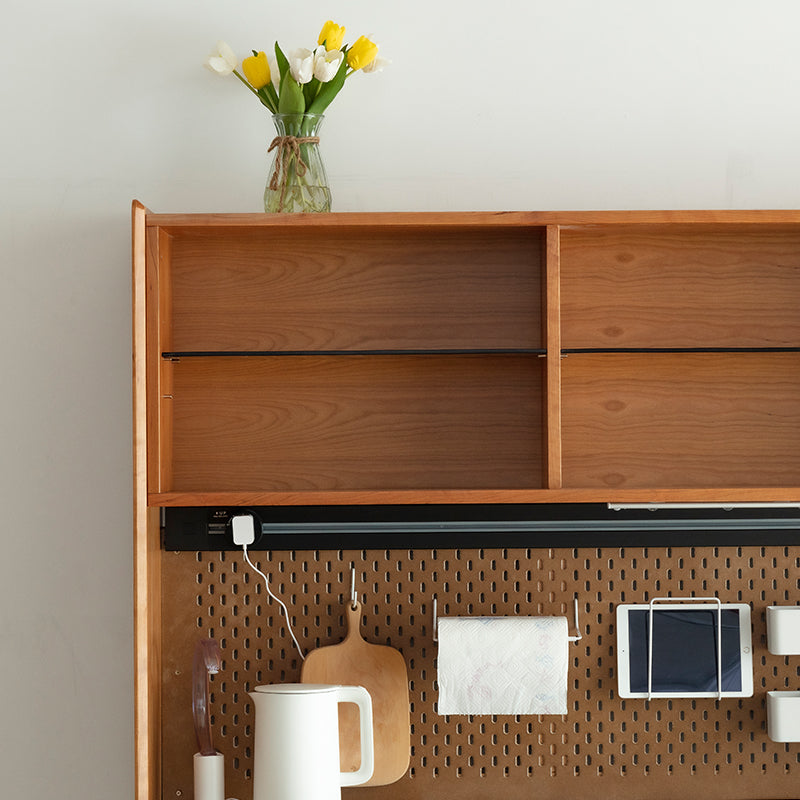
(561, 352, 800, 489)
(167, 227, 544, 352)
(166, 355, 545, 493)
(560, 225, 800, 349)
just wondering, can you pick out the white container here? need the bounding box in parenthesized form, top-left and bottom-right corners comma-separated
(193, 752, 225, 800)
(249, 683, 374, 800)
(766, 606, 800, 655)
(767, 691, 800, 742)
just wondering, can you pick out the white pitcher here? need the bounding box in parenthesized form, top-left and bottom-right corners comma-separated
(249, 683, 374, 800)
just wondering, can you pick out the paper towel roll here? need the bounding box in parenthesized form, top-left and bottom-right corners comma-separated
(436, 616, 569, 715)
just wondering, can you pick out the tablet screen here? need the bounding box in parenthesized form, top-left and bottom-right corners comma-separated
(628, 608, 741, 693)
(616, 603, 753, 698)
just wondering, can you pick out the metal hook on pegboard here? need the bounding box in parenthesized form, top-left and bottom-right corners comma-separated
(349, 565, 358, 610)
(568, 598, 582, 642)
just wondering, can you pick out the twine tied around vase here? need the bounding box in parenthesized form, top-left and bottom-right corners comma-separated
(267, 135, 321, 212)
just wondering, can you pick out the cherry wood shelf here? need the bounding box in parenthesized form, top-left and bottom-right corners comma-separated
(133, 204, 800, 800)
(134, 204, 800, 507)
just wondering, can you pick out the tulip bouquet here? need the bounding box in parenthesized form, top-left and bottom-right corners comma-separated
(205, 21, 387, 212)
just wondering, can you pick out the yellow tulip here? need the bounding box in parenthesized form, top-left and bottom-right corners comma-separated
(346, 35, 378, 71)
(318, 20, 346, 51)
(242, 51, 271, 90)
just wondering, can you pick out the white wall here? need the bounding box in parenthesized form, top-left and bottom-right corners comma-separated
(2, 0, 799, 797)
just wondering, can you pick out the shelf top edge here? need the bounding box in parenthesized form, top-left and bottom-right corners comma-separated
(134, 204, 800, 229)
(149, 487, 800, 508)
(144, 210, 542, 228)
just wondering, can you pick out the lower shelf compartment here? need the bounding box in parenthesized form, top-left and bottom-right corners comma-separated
(164, 355, 545, 493)
(561, 352, 800, 489)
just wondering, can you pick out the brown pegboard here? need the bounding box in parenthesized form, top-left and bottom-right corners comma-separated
(160, 546, 800, 800)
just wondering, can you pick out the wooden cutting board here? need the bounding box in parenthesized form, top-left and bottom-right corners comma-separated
(300, 600, 411, 786)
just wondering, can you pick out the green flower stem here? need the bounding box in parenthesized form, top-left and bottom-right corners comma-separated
(232, 70, 277, 112)
(232, 69, 260, 96)
(265, 114, 330, 212)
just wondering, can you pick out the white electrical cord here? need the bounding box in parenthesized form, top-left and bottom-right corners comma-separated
(242, 544, 306, 661)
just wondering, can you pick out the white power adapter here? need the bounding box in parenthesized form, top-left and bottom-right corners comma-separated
(233, 513, 306, 661)
(231, 514, 256, 546)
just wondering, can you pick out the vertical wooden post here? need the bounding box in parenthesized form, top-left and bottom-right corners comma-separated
(544, 225, 562, 489)
(133, 201, 162, 800)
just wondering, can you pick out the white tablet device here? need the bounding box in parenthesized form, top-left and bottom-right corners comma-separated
(616, 601, 753, 699)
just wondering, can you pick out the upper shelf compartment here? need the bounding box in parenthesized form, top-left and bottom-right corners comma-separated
(163, 222, 545, 354)
(136, 207, 800, 506)
(559, 224, 800, 350)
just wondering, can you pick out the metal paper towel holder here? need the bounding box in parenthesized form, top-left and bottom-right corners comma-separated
(432, 597, 583, 643)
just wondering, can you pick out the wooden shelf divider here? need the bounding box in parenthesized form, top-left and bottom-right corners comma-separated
(545, 224, 562, 490)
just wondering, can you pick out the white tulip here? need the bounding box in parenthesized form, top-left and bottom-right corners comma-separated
(268, 55, 280, 91)
(362, 55, 390, 74)
(313, 45, 344, 83)
(204, 40, 237, 76)
(289, 48, 315, 84)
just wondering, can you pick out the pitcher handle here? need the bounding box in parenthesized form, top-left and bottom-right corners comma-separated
(335, 685, 374, 786)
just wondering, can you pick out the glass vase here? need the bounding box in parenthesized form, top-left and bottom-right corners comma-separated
(264, 113, 331, 213)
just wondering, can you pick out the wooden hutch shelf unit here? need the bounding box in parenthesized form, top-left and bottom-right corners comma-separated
(133, 204, 800, 510)
(132, 204, 800, 800)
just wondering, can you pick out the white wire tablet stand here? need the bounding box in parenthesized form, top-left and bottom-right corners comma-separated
(431, 596, 583, 644)
(646, 596, 723, 701)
